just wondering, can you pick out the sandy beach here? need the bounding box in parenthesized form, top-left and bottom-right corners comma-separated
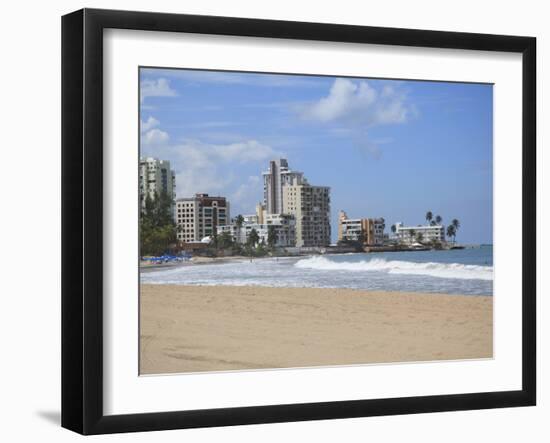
(140, 284, 492, 374)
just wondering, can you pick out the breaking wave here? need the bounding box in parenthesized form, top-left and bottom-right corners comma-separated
(294, 256, 493, 281)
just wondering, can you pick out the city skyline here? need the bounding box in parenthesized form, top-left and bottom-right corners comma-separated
(140, 68, 493, 244)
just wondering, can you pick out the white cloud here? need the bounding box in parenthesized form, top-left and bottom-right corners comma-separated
(298, 78, 413, 127)
(213, 140, 277, 163)
(186, 121, 239, 129)
(296, 78, 415, 161)
(142, 128, 169, 145)
(140, 68, 324, 88)
(231, 176, 262, 210)
(147, 139, 278, 213)
(140, 116, 160, 132)
(140, 78, 177, 102)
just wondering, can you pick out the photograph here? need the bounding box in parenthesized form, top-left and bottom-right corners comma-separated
(138, 67, 494, 375)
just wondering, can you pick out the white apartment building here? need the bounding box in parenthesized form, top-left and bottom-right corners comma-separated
(264, 214, 296, 247)
(262, 158, 305, 214)
(139, 157, 175, 209)
(176, 194, 230, 243)
(282, 184, 331, 247)
(395, 222, 445, 244)
(217, 214, 296, 247)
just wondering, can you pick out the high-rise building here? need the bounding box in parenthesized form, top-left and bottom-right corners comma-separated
(282, 183, 331, 247)
(338, 210, 385, 246)
(262, 159, 305, 214)
(175, 194, 230, 243)
(139, 157, 176, 210)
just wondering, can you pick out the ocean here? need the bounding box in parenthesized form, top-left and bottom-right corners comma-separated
(141, 245, 493, 296)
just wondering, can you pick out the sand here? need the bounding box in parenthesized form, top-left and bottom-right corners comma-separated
(140, 284, 492, 374)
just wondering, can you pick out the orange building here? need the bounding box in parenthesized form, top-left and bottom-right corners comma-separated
(338, 210, 385, 246)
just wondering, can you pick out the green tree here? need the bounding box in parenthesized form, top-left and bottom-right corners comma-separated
(140, 190, 176, 256)
(446, 225, 456, 243)
(217, 231, 234, 249)
(235, 214, 244, 229)
(416, 232, 424, 244)
(267, 225, 278, 249)
(435, 215, 442, 225)
(451, 218, 460, 243)
(425, 211, 433, 224)
(140, 221, 176, 257)
(409, 229, 416, 244)
(235, 214, 244, 244)
(247, 228, 260, 247)
(391, 224, 396, 234)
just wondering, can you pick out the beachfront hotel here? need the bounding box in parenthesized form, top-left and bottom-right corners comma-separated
(394, 222, 445, 244)
(176, 194, 230, 243)
(217, 213, 296, 247)
(338, 211, 385, 246)
(139, 157, 176, 210)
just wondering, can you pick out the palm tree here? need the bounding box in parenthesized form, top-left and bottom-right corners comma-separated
(451, 218, 460, 243)
(435, 215, 442, 225)
(390, 224, 397, 244)
(425, 211, 433, 225)
(409, 229, 416, 245)
(267, 225, 278, 249)
(235, 214, 244, 228)
(446, 225, 456, 243)
(416, 232, 424, 244)
(235, 214, 244, 244)
(248, 228, 260, 247)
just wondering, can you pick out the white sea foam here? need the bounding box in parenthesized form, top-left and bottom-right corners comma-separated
(294, 256, 493, 281)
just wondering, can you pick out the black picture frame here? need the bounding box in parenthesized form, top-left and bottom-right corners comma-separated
(62, 8, 536, 435)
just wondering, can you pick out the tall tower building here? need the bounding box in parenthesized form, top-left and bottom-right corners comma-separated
(283, 183, 331, 247)
(262, 159, 305, 214)
(139, 157, 176, 210)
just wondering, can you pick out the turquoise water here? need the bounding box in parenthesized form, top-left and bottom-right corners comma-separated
(141, 245, 493, 296)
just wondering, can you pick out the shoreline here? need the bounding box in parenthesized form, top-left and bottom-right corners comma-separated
(140, 284, 493, 375)
(140, 246, 493, 273)
(140, 255, 253, 271)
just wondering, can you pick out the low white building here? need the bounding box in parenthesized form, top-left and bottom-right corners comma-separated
(394, 222, 445, 244)
(217, 213, 296, 247)
(242, 214, 260, 224)
(264, 214, 296, 247)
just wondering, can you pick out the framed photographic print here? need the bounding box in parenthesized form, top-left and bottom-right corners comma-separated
(61, 8, 536, 435)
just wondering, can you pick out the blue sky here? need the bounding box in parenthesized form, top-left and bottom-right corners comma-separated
(140, 68, 493, 244)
